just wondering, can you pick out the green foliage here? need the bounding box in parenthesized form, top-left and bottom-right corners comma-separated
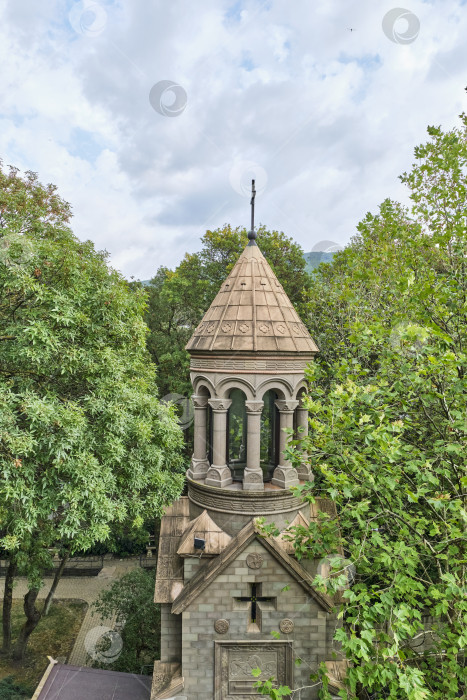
(91, 568, 160, 674)
(0, 677, 30, 700)
(259, 116, 467, 698)
(77, 520, 156, 557)
(0, 161, 185, 589)
(253, 677, 292, 698)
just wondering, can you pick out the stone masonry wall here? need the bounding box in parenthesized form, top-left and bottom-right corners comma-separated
(181, 539, 336, 699)
(160, 603, 182, 664)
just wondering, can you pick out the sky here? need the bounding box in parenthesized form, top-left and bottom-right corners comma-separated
(0, 0, 466, 280)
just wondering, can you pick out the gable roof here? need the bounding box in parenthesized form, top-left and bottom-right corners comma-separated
(274, 511, 310, 555)
(176, 509, 232, 556)
(171, 519, 333, 614)
(185, 242, 318, 354)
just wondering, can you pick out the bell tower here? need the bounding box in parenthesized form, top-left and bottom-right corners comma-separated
(152, 185, 342, 700)
(186, 182, 317, 494)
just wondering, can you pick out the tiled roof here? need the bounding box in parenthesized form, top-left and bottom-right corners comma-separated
(34, 664, 151, 700)
(186, 243, 318, 354)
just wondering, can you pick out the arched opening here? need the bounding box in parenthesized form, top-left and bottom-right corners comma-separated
(227, 388, 247, 480)
(260, 389, 279, 481)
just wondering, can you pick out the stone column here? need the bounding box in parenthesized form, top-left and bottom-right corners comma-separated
(187, 395, 210, 480)
(243, 400, 264, 492)
(295, 399, 313, 482)
(272, 400, 300, 488)
(205, 399, 232, 488)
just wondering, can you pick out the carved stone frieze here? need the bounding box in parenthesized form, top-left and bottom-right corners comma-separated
(188, 478, 302, 515)
(190, 356, 312, 373)
(214, 641, 293, 700)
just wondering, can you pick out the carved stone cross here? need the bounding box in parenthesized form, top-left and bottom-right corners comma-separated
(235, 583, 276, 632)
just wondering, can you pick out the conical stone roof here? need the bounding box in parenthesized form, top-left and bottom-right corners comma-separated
(186, 243, 318, 354)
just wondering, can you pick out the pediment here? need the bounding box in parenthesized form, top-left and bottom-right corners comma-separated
(177, 510, 232, 556)
(274, 511, 310, 555)
(172, 519, 333, 614)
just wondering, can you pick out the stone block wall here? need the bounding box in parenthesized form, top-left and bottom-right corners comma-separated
(180, 539, 336, 699)
(160, 603, 182, 664)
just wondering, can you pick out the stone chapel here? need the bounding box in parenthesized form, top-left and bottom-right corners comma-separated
(152, 211, 344, 700)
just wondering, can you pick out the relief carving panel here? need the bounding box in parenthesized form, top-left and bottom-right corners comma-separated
(214, 641, 292, 699)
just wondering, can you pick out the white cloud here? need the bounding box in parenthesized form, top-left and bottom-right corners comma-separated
(0, 0, 466, 279)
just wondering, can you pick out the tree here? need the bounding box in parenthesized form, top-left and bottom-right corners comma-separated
(0, 677, 30, 699)
(0, 162, 185, 658)
(91, 568, 160, 674)
(260, 117, 467, 698)
(143, 224, 311, 400)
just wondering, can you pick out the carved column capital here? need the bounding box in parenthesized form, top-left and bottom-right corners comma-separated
(208, 398, 232, 412)
(275, 399, 299, 413)
(192, 394, 209, 408)
(245, 400, 264, 414)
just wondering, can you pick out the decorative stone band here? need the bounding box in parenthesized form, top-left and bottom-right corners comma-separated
(189, 355, 313, 375)
(187, 477, 302, 516)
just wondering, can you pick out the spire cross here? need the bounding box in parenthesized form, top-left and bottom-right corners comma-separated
(247, 179, 257, 245)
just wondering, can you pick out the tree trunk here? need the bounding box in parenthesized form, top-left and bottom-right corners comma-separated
(356, 682, 369, 700)
(43, 552, 69, 616)
(12, 588, 41, 661)
(2, 558, 17, 653)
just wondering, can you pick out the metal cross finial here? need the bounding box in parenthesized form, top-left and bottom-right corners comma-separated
(247, 179, 257, 245)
